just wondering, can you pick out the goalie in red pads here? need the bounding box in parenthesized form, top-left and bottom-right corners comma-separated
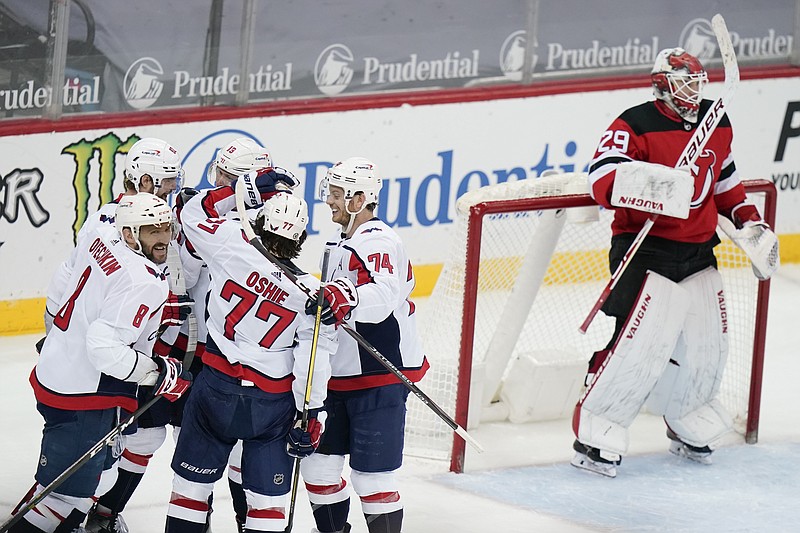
(572, 47, 778, 478)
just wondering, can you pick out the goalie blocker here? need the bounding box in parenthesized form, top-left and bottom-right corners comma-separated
(610, 160, 694, 219)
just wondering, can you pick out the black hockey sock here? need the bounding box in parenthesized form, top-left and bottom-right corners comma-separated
(96, 467, 144, 513)
(165, 515, 208, 533)
(228, 478, 247, 527)
(205, 491, 214, 531)
(365, 509, 403, 533)
(52, 508, 87, 533)
(8, 517, 44, 533)
(311, 498, 350, 533)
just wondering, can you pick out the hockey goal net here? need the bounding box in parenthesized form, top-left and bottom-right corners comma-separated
(406, 173, 776, 473)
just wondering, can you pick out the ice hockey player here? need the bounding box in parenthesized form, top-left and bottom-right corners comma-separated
(89, 137, 280, 533)
(9, 193, 191, 533)
(45, 136, 186, 335)
(164, 168, 335, 532)
(571, 48, 779, 478)
(300, 157, 429, 533)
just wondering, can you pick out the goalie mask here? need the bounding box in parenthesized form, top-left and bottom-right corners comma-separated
(208, 137, 273, 186)
(115, 192, 173, 256)
(651, 47, 708, 123)
(125, 138, 185, 191)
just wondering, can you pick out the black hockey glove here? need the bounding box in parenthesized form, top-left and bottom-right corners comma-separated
(286, 409, 326, 459)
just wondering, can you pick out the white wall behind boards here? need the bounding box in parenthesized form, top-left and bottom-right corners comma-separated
(0, 76, 798, 301)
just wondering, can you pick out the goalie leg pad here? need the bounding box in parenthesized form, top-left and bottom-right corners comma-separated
(667, 399, 733, 449)
(647, 268, 733, 446)
(574, 271, 690, 455)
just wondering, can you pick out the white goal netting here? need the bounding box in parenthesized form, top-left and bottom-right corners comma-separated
(406, 173, 771, 465)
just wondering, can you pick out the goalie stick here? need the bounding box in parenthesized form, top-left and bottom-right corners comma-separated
(579, 13, 739, 334)
(234, 177, 484, 454)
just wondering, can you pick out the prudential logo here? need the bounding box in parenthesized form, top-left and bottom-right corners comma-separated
(124, 57, 165, 109)
(679, 18, 718, 60)
(314, 44, 355, 96)
(500, 30, 535, 81)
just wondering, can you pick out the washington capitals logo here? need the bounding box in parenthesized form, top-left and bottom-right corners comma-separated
(145, 265, 166, 280)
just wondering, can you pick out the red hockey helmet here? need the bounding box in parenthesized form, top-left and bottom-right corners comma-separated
(651, 47, 708, 123)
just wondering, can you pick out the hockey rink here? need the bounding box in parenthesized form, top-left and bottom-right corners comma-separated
(2, 266, 800, 532)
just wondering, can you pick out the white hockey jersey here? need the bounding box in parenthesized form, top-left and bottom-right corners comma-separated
(45, 196, 122, 324)
(180, 186, 335, 411)
(33, 223, 168, 412)
(323, 218, 428, 391)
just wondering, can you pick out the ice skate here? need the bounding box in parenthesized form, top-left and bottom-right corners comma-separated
(667, 429, 713, 465)
(85, 505, 129, 533)
(570, 440, 621, 478)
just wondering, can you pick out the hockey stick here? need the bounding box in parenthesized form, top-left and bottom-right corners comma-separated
(1, 249, 196, 532)
(285, 248, 331, 533)
(235, 177, 484, 453)
(579, 13, 739, 334)
(167, 240, 198, 370)
(0, 395, 162, 533)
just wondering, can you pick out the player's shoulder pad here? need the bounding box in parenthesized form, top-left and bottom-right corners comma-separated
(619, 101, 685, 136)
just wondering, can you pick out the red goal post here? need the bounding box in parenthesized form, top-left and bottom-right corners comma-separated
(406, 174, 776, 473)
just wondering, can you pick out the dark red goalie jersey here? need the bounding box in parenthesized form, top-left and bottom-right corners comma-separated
(588, 99, 761, 243)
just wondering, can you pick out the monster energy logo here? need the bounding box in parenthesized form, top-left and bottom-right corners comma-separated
(62, 133, 140, 243)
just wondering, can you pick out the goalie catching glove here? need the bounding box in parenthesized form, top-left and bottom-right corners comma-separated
(286, 410, 326, 458)
(731, 221, 780, 280)
(152, 356, 192, 402)
(237, 167, 300, 208)
(159, 291, 194, 332)
(304, 277, 359, 326)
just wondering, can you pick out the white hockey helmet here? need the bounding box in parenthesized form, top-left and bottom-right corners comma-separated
(319, 157, 382, 206)
(651, 47, 708, 123)
(125, 137, 184, 190)
(257, 192, 309, 242)
(208, 137, 273, 184)
(115, 192, 172, 253)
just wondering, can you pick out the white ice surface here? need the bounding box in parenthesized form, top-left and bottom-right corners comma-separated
(2, 266, 800, 532)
